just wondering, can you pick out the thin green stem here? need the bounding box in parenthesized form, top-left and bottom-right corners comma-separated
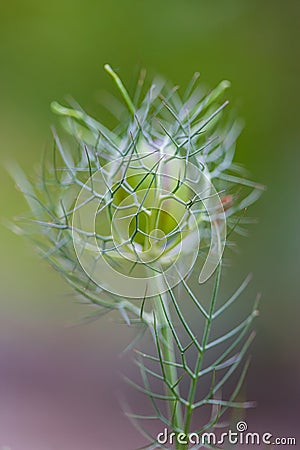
(154, 290, 185, 450)
(183, 263, 222, 447)
(104, 64, 135, 117)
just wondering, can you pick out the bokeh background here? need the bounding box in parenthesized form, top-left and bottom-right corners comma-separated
(0, 1, 299, 449)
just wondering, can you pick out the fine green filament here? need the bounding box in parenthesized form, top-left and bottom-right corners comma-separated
(104, 64, 135, 116)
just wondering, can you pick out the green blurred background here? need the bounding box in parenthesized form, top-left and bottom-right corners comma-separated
(0, 0, 299, 448)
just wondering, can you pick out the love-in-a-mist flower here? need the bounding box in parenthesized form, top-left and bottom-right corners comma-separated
(12, 65, 263, 450)
(70, 130, 227, 298)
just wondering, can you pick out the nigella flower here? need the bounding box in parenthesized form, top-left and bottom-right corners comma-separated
(11, 65, 263, 448)
(23, 64, 259, 301)
(69, 130, 228, 298)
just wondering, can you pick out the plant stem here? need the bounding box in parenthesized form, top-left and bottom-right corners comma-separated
(183, 263, 222, 445)
(155, 290, 185, 450)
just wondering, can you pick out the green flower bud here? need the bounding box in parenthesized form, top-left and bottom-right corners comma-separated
(72, 133, 226, 298)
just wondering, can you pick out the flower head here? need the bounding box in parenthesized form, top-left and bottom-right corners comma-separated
(13, 65, 263, 302)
